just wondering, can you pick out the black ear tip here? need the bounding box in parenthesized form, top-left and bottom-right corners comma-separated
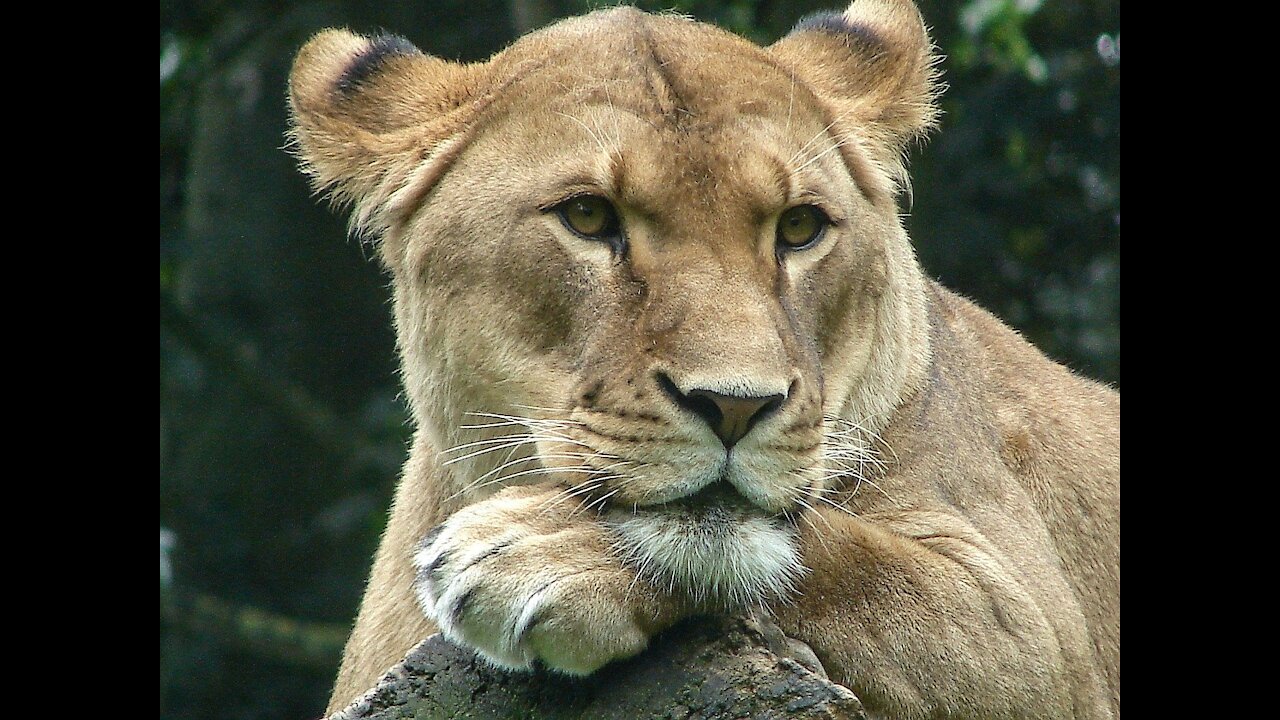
(790, 11, 884, 49)
(792, 11, 848, 34)
(337, 33, 422, 95)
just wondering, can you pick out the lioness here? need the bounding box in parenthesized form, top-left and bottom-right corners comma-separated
(288, 1, 1119, 717)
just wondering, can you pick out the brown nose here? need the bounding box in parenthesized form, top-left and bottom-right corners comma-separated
(659, 375, 785, 448)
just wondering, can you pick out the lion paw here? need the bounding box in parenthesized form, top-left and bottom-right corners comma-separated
(412, 487, 668, 675)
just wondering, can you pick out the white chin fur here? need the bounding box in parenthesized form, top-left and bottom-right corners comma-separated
(609, 510, 803, 608)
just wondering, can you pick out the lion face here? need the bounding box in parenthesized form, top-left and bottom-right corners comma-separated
(291, 5, 939, 607)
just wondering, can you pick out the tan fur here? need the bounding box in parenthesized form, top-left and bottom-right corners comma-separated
(289, 2, 1118, 717)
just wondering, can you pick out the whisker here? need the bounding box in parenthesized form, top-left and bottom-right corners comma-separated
(555, 111, 611, 157)
(457, 419, 525, 430)
(786, 489, 836, 556)
(565, 487, 620, 519)
(445, 445, 613, 502)
(449, 465, 589, 504)
(787, 115, 844, 166)
(604, 83, 623, 159)
(538, 480, 603, 513)
(509, 403, 582, 417)
(546, 476, 625, 517)
(438, 434, 539, 456)
(444, 459, 539, 502)
(804, 490, 863, 521)
(798, 511, 830, 554)
(488, 462, 613, 485)
(440, 437, 541, 466)
(789, 492, 833, 534)
(465, 410, 582, 427)
(793, 138, 846, 174)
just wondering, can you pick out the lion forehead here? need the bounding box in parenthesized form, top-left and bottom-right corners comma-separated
(488, 9, 812, 133)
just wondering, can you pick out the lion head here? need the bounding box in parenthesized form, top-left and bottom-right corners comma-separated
(289, 0, 940, 608)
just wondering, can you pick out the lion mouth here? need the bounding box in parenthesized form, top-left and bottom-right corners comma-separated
(623, 475, 801, 529)
(649, 481, 765, 518)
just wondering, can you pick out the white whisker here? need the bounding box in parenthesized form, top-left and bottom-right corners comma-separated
(787, 115, 843, 167)
(440, 437, 540, 466)
(438, 434, 539, 456)
(793, 138, 846, 174)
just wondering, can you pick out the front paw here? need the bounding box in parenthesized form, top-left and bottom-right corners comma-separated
(412, 486, 673, 675)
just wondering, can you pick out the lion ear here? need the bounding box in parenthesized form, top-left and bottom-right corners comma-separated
(288, 29, 485, 246)
(768, 0, 942, 191)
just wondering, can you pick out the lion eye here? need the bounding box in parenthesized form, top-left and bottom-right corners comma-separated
(554, 195, 620, 241)
(776, 205, 829, 251)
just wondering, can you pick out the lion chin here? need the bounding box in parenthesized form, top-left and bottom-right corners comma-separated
(607, 484, 805, 610)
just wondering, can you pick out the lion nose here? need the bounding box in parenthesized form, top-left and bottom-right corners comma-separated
(659, 375, 785, 448)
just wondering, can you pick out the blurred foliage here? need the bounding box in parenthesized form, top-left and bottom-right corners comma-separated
(159, 0, 1118, 717)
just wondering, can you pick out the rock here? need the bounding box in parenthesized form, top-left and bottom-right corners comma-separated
(329, 615, 865, 720)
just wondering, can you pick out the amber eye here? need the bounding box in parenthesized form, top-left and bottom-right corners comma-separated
(554, 195, 621, 241)
(776, 205, 829, 250)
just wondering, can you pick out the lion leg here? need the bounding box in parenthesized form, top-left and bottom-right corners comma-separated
(413, 484, 683, 675)
(775, 508, 1114, 720)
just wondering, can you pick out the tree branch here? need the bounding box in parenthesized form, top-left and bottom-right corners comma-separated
(330, 615, 866, 719)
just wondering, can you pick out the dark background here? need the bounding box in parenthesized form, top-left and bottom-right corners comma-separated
(158, 1, 1119, 718)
